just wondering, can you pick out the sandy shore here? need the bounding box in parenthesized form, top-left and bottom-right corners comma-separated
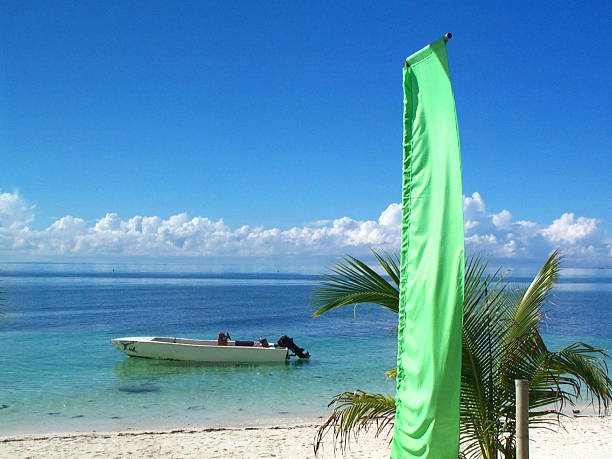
(1, 416, 610, 458)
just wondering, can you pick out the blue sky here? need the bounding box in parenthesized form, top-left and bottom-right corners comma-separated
(1, 1, 611, 266)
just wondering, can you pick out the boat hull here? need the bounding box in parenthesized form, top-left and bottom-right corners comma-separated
(111, 337, 289, 363)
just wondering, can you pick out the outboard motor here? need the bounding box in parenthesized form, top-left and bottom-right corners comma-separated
(277, 335, 310, 359)
(218, 332, 231, 346)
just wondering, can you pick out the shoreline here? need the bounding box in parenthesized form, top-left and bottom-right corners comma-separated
(0, 418, 322, 443)
(0, 421, 391, 459)
(0, 411, 327, 437)
(1, 415, 611, 458)
(0, 403, 602, 438)
(0, 423, 321, 444)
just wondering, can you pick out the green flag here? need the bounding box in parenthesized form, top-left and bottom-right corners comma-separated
(391, 37, 464, 458)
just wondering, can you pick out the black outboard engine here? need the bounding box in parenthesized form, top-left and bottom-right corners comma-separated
(277, 335, 310, 359)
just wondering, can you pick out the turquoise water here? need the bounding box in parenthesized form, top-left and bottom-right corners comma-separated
(0, 264, 610, 435)
(0, 267, 398, 435)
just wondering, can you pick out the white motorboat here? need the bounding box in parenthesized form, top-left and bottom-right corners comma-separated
(111, 334, 309, 363)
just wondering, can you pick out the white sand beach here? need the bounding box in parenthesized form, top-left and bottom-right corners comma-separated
(1, 416, 610, 458)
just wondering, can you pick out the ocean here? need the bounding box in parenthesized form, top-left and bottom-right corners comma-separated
(0, 263, 610, 436)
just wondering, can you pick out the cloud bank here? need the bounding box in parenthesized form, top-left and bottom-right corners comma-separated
(0, 190, 610, 265)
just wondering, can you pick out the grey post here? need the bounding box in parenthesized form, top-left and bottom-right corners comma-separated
(515, 379, 529, 459)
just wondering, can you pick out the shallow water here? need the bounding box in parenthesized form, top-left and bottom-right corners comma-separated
(0, 268, 398, 434)
(0, 264, 610, 435)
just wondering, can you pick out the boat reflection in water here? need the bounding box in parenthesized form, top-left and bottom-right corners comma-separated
(112, 353, 309, 379)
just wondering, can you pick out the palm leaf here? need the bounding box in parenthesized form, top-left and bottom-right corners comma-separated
(312, 250, 400, 316)
(312, 250, 612, 458)
(314, 390, 396, 454)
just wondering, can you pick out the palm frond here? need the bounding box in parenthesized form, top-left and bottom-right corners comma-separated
(371, 250, 401, 288)
(313, 249, 612, 458)
(543, 341, 612, 412)
(502, 250, 562, 348)
(312, 250, 399, 316)
(460, 255, 512, 458)
(314, 390, 396, 454)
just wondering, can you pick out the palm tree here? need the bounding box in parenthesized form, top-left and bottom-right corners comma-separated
(312, 250, 612, 458)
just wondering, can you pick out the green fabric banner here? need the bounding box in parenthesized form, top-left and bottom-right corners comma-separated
(391, 37, 465, 458)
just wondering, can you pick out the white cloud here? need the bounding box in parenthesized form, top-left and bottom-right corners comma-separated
(492, 210, 512, 230)
(0, 190, 610, 265)
(463, 192, 486, 220)
(306, 219, 332, 227)
(0, 190, 34, 229)
(463, 192, 487, 234)
(47, 215, 86, 233)
(541, 213, 599, 245)
(378, 203, 401, 227)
